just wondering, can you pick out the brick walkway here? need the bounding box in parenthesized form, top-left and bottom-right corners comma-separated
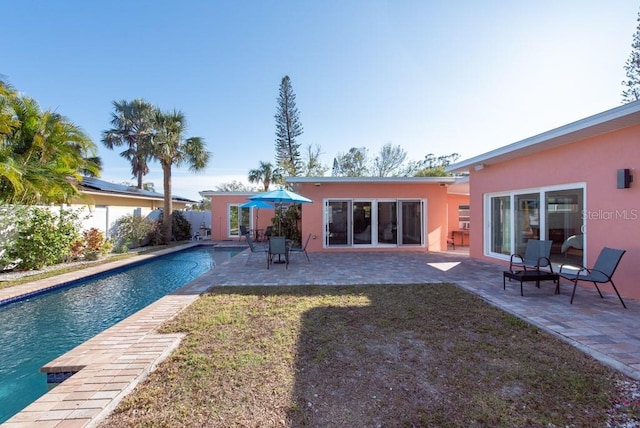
(2, 243, 639, 426)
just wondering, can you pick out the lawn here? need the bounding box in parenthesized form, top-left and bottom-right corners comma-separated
(102, 284, 626, 427)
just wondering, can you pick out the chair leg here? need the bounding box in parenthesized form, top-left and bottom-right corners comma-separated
(592, 282, 604, 298)
(570, 279, 579, 304)
(609, 280, 627, 309)
(304, 250, 310, 263)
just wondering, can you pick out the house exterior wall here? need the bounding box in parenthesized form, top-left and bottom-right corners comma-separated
(293, 181, 451, 253)
(208, 193, 275, 241)
(470, 123, 640, 300)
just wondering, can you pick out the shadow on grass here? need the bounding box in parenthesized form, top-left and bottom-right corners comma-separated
(215, 284, 617, 427)
(106, 284, 620, 427)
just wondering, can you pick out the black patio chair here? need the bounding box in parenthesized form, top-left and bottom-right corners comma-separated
(510, 239, 553, 273)
(245, 234, 268, 265)
(268, 236, 289, 269)
(559, 247, 627, 308)
(290, 233, 311, 263)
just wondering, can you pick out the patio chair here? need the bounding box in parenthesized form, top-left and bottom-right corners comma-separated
(245, 234, 268, 265)
(509, 239, 553, 273)
(559, 247, 627, 308)
(240, 225, 249, 236)
(268, 236, 289, 269)
(290, 233, 311, 263)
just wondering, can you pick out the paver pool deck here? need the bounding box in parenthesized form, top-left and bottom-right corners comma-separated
(1, 241, 639, 427)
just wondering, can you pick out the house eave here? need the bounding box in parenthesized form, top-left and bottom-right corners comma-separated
(447, 100, 640, 173)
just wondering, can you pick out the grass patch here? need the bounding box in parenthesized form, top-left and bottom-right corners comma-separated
(103, 284, 622, 427)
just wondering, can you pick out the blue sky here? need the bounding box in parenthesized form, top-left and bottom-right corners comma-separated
(3, 1, 639, 201)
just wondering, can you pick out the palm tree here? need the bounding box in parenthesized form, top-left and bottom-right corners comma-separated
(248, 161, 281, 191)
(102, 99, 155, 189)
(0, 90, 99, 204)
(151, 109, 210, 243)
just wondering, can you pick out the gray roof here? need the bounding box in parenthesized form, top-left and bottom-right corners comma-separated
(79, 177, 196, 203)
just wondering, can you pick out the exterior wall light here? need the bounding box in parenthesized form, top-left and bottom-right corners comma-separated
(617, 168, 633, 189)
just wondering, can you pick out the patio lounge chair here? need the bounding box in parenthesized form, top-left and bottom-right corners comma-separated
(245, 235, 268, 265)
(559, 247, 627, 308)
(509, 239, 553, 273)
(268, 236, 289, 269)
(290, 233, 311, 263)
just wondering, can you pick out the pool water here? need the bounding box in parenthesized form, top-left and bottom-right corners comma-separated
(0, 246, 241, 423)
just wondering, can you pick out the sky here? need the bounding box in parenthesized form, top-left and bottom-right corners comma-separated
(3, 1, 639, 201)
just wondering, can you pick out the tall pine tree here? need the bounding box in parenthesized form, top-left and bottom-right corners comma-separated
(622, 10, 640, 103)
(274, 76, 303, 177)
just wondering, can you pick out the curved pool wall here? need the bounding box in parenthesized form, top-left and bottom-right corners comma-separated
(0, 245, 242, 424)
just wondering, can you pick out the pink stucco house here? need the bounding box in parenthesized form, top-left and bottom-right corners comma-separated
(202, 178, 470, 252)
(199, 191, 275, 241)
(448, 100, 640, 301)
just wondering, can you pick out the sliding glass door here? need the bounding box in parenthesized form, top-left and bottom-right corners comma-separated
(486, 186, 584, 265)
(324, 199, 424, 248)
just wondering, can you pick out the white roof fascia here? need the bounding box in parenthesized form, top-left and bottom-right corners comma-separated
(199, 190, 261, 197)
(286, 176, 457, 184)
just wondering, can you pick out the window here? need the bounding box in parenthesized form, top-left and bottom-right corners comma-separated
(485, 185, 584, 265)
(324, 199, 424, 248)
(228, 204, 251, 238)
(458, 204, 470, 229)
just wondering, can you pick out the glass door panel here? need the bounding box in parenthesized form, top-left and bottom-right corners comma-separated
(490, 196, 511, 255)
(400, 201, 423, 245)
(353, 201, 372, 245)
(377, 201, 397, 245)
(545, 188, 584, 265)
(326, 201, 350, 246)
(515, 193, 540, 256)
(228, 205, 251, 238)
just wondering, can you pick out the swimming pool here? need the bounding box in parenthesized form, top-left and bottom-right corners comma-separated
(0, 245, 241, 423)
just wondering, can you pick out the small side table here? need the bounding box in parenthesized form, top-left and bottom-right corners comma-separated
(503, 270, 560, 296)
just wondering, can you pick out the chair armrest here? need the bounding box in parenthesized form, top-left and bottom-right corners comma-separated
(538, 257, 553, 272)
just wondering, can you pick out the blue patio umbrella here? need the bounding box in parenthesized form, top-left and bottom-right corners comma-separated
(249, 189, 312, 234)
(248, 188, 312, 204)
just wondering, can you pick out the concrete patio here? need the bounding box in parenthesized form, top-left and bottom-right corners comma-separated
(2, 242, 639, 426)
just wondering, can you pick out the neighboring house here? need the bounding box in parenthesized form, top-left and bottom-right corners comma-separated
(71, 176, 195, 237)
(201, 178, 470, 252)
(448, 100, 640, 301)
(199, 191, 275, 241)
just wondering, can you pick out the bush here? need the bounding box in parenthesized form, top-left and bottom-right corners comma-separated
(0, 205, 26, 270)
(70, 228, 113, 260)
(155, 210, 192, 242)
(110, 214, 157, 251)
(6, 207, 81, 270)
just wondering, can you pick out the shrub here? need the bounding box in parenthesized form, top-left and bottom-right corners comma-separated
(0, 205, 26, 270)
(155, 210, 192, 242)
(6, 207, 81, 270)
(110, 214, 157, 251)
(76, 228, 113, 260)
